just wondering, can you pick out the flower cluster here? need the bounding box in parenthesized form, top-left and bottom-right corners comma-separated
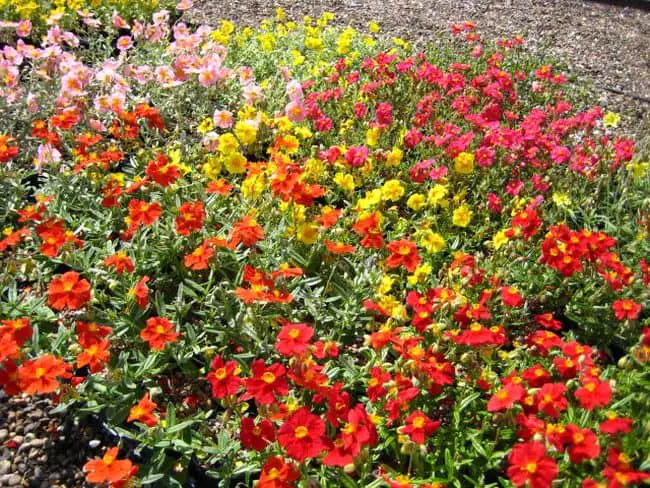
(0, 3, 648, 487)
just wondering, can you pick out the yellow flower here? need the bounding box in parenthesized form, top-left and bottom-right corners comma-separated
(454, 151, 475, 175)
(297, 222, 319, 244)
(381, 179, 405, 202)
(366, 126, 381, 147)
(452, 205, 473, 227)
(294, 126, 312, 139)
(305, 37, 324, 50)
(627, 161, 649, 179)
(241, 172, 265, 199)
(275, 7, 286, 21)
(202, 155, 222, 180)
(223, 152, 247, 174)
(551, 192, 572, 207)
(357, 189, 382, 210)
(368, 21, 380, 33)
(334, 172, 355, 192)
(218, 133, 240, 154)
(407, 264, 432, 285)
(406, 193, 426, 211)
(386, 146, 403, 167)
(377, 275, 394, 294)
(418, 229, 445, 253)
(197, 117, 214, 134)
(603, 111, 621, 128)
(219, 19, 234, 35)
(492, 229, 510, 250)
(234, 120, 257, 145)
(290, 49, 305, 66)
(428, 184, 448, 206)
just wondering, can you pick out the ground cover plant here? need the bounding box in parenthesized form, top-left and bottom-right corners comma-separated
(0, 2, 649, 487)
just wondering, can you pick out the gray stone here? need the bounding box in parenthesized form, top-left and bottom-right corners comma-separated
(0, 430, 8, 443)
(0, 473, 22, 486)
(0, 461, 10, 476)
(88, 439, 101, 448)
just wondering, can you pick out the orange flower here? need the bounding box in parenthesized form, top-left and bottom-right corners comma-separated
(258, 456, 300, 488)
(175, 201, 206, 236)
(0, 318, 32, 345)
(83, 447, 138, 485)
(129, 276, 150, 309)
(127, 199, 162, 227)
(184, 242, 214, 270)
(127, 393, 158, 427)
(76, 339, 110, 373)
(17, 354, 71, 394)
(206, 178, 233, 195)
(324, 240, 356, 255)
(145, 153, 181, 187)
(231, 215, 265, 247)
(140, 317, 180, 350)
(103, 252, 135, 274)
(48, 271, 91, 310)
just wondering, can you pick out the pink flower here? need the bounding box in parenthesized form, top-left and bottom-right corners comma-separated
(16, 20, 32, 38)
(116, 36, 133, 51)
(176, 0, 193, 10)
(286, 100, 307, 122)
(213, 109, 233, 128)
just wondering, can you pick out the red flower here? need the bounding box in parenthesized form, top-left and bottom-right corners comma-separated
(83, 447, 138, 485)
(385, 239, 421, 272)
(206, 356, 242, 399)
(76, 339, 110, 373)
(324, 240, 356, 255)
(0, 334, 19, 363)
(522, 364, 551, 387)
(243, 360, 289, 405)
(487, 382, 526, 412)
(0, 318, 32, 345)
(206, 179, 233, 195)
(127, 393, 158, 427)
(231, 215, 265, 247)
(48, 271, 91, 310)
(129, 276, 150, 309)
(277, 407, 328, 461)
(400, 410, 440, 444)
(258, 456, 300, 488)
(275, 321, 314, 357)
(506, 442, 558, 488)
(103, 252, 134, 274)
(184, 242, 214, 270)
(17, 354, 71, 394)
(574, 378, 611, 410)
(240, 417, 275, 451)
(145, 153, 181, 186)
(175, 201, 205, 236)
(600, 413, 633, 435)
(0, 359, 20, 395)
(140, 317, 180, 350)
(535, 383, 567, 418)
(612, 299, 642, 320)
(501, 286, 525, 308)
(127, 199, 162, 227)
(564, 424, 600, 463)
(534, 313, 562, 331)
(0, 134, 19, 163)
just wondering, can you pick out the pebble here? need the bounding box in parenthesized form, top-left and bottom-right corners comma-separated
(0, 473, 22, 486)
(0, 461, 10, 476)
(0, 430, 7, 443)
(88, 439, 101, 448)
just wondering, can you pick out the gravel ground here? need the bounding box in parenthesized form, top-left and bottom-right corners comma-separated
(192, 0, 650, 140)
(0, 394, 92, 488)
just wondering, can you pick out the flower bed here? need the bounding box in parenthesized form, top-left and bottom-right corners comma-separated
(0, 2, 649, 487)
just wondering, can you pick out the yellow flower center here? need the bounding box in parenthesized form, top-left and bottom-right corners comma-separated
(294, 425, 309, 439)
(261, 372, 276, 384)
